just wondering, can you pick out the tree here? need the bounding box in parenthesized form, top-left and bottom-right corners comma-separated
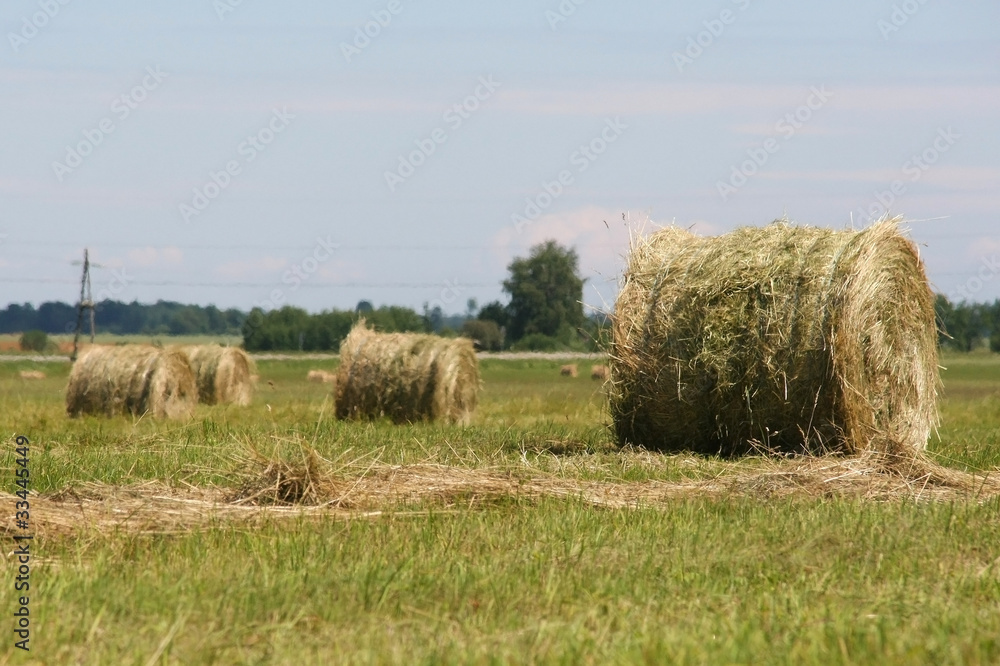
(461, 319, 503, 351)
(502, 240, 585, 342)
(19, 330, 48, 352)
(477, 301, 509, 329)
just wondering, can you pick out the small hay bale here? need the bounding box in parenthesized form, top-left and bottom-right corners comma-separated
(590, 365, 609, 381)
(307, 369, 336, 384)
(560, 364, 578, 377)
(66, 345, 197, 420)
(610, 217, 939, 457)
(173, 345, 256, 406)
(19, 370, 46, 380)
(335, 321, 480, 425)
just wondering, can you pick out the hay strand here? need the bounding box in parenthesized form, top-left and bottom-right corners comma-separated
(335, 321, 480, 425)
(66, 345, 197, 420)
(609, 217, 940, 456)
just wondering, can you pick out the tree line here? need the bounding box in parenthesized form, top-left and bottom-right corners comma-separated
(3, 242, 998, 353)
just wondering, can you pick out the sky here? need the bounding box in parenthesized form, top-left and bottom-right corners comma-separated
(1, 0, 998, 318)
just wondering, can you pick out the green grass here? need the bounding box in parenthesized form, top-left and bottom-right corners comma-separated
(1, 354, 999, 664)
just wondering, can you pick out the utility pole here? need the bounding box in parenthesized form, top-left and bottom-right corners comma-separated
(70, 248, 95, 362)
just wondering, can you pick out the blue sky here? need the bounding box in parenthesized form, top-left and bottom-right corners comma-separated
(1, 0, 998, 316)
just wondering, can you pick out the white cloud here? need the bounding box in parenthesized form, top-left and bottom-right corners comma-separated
(126, 246, 184, 267)
(216, 256, 287, 279)
(491, 207, 723, 311)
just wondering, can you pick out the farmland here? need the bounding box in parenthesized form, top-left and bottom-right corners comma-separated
(1, 351, 999, 664)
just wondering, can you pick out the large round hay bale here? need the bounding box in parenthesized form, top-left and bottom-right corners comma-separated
(174, 345, 256, 406)
(66, 345, 197, 420)
(335, 322, 480, 425)
(610, 217, 939, 456)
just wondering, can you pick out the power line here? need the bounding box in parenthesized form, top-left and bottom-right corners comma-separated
(0, 277, 495, 288)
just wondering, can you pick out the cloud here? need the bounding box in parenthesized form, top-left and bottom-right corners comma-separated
(216, 256, 288, 279)
(491, 206, 723, 311)
(126, 246, 184, 267)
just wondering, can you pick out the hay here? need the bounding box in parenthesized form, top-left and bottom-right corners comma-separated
(335, 321, 480, 425)
(8, 451, 999, 537)
(560, 364, 578, 377)
(590, 364, 609, 381)
(173, 345, 255, 406)
(610, 217, 940, 456)
(307, 369, 336, 384)
(66, 345, 197, 420)
(19, 370, 45, 380)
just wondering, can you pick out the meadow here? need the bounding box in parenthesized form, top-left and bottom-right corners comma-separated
(1, 351, 999, 664)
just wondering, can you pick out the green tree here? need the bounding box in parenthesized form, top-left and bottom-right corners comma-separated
(502, 240, 585, 342)
(19, 329, 48, 352)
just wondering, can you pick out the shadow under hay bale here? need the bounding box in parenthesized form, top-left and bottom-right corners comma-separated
(335, 321, 480, 425)
(66, 345, 197, 420)
(610, 217, 940, 457)
(174, 345, 256, 406)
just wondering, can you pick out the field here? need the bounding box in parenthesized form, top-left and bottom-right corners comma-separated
(1, 352, 999, 664)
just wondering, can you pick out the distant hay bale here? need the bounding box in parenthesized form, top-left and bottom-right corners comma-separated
(335, 322, 480, 425)
(19, 370, 46, 380)
(173, 345, 255, 406)
(560, 364, 578, 377)
(307, 369, 336, 384)
(66, 345, 197, 420)
(610, 217, 940, 457)
(590, 365, 609, 381)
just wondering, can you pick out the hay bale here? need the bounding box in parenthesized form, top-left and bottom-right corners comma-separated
(66, 345, 197, 419)
(307, 369, 336, 384)
(560, 364, 578, 377)
(19, 370, 46, 380)
(590, 364, 609, 381)
(335, 321, 480, 425)
(610, 217, 939, 456)
(173, 345, 256, 406)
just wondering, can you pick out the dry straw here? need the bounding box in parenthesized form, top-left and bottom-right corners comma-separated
(174, 345, 256, 406)
(66, 345, 197, 420)
(610, 216, 940, 456)
(335, 320, 480, 425)
(307, 369, 336, 384)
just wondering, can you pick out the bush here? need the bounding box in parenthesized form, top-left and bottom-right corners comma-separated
(511, 333, 562, 352)
(992, 332, 1000, 354)
(19, 330, 48, 352)
(461, 319, 504, 351)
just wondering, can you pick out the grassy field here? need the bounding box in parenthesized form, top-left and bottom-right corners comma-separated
(1, 352, 999, 664)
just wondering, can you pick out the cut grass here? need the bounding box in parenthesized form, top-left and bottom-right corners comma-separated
(1, 354, 999, 664)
